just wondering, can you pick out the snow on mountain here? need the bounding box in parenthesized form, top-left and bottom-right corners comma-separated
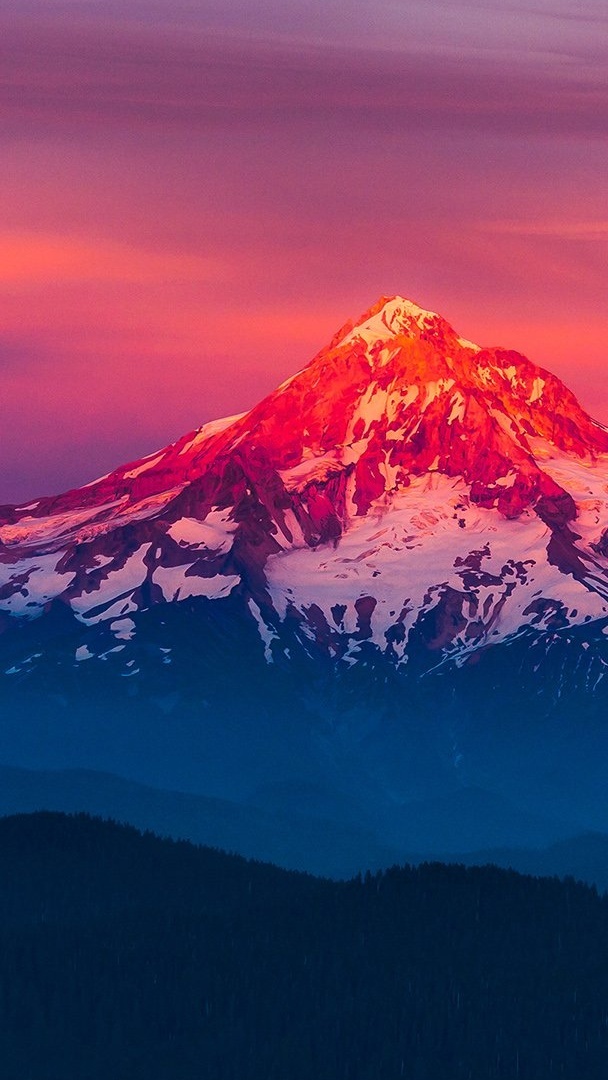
(2, 294, 608, 671)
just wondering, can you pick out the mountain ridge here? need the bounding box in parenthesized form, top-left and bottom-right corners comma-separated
(2, 293, 608, 668)
(2, 296, 608, 862)
(4, 811, 608, 1080)
(0, 763, 584, 879)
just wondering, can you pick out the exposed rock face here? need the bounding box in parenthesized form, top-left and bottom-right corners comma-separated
(2, 294, 608, 670)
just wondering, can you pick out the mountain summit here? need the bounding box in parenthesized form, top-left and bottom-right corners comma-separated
(3, 295, 608, 859)
(2, 294, 608, 667)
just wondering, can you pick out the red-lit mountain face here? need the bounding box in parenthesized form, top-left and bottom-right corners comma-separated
(2, 295, 608, 669)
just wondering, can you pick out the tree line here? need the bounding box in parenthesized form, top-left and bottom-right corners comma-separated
(0, 811, 607, 1079)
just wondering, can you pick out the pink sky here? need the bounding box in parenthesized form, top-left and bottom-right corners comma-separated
(1, 2, 607, 502)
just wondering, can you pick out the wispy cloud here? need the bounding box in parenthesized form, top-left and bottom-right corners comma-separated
(1, 8, 607, 500)
(1, 17, 607, 138)
(502, 2, 608, 26)
(0, 233, 226, 286)
(481, 221, 608, 239)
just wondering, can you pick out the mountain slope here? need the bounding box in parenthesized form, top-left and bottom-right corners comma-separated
(0, 764, 583, 879)
(2, 295, 608, 670)
(3, 812, 608, 1080)
(2, 295, 608, 858)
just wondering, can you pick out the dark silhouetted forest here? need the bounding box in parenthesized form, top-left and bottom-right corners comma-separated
(1, 812, 608, 1079)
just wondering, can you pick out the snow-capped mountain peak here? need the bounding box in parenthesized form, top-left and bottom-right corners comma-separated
(337, 295, 447, 348)
(2, 295, 608, 673)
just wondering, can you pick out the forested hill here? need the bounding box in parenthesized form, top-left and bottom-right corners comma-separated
(1, 814, 608, 1079)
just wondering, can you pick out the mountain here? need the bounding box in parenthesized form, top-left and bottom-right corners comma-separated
(0, 764, 588, 880)
(0, 764, 402, 878)
(3, 812, 608, 1080)
(2, 295, 608, 857)
(2, 295, 608, 655)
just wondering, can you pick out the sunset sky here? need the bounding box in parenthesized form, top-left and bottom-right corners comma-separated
(1, 0, 607, 502)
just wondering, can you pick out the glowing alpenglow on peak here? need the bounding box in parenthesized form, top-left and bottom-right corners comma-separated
(336, 295, 468, 353)
(338, 296, 442, 345)
(2, 294, 608, 671)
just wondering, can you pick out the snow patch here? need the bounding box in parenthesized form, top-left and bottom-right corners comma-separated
(78, 596, 138, 625)
(356, 384, 389, 433)
(0, 500, 127, 549)
(279, 451, 340, 487)
(423, 378, 455, 408)
(400, 385, 420, 409)
(338, 297, 441, 350)
(528, 377, 545, 404)
(99, 644, 126, 659)
(167, 512, 235, 554)
(476, 366, 493, 385)
(70, 544, 151, 621)
(447, 391, 466, 425)
(123, 453, 165, 479)
(249, 599, 279, 661)
(384, 385, 419, 425)
(110, 617, 136, 641)
(457, 337, 481, 353)
(495, 471, 517, 488)
(265, 473, 608, 658)
(177, 413, 245, 456)
(152, 565, 240, 602)
(0, 486, 185, 552)
(0, 553, 76, 616)
(80, 471, 112, 489)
